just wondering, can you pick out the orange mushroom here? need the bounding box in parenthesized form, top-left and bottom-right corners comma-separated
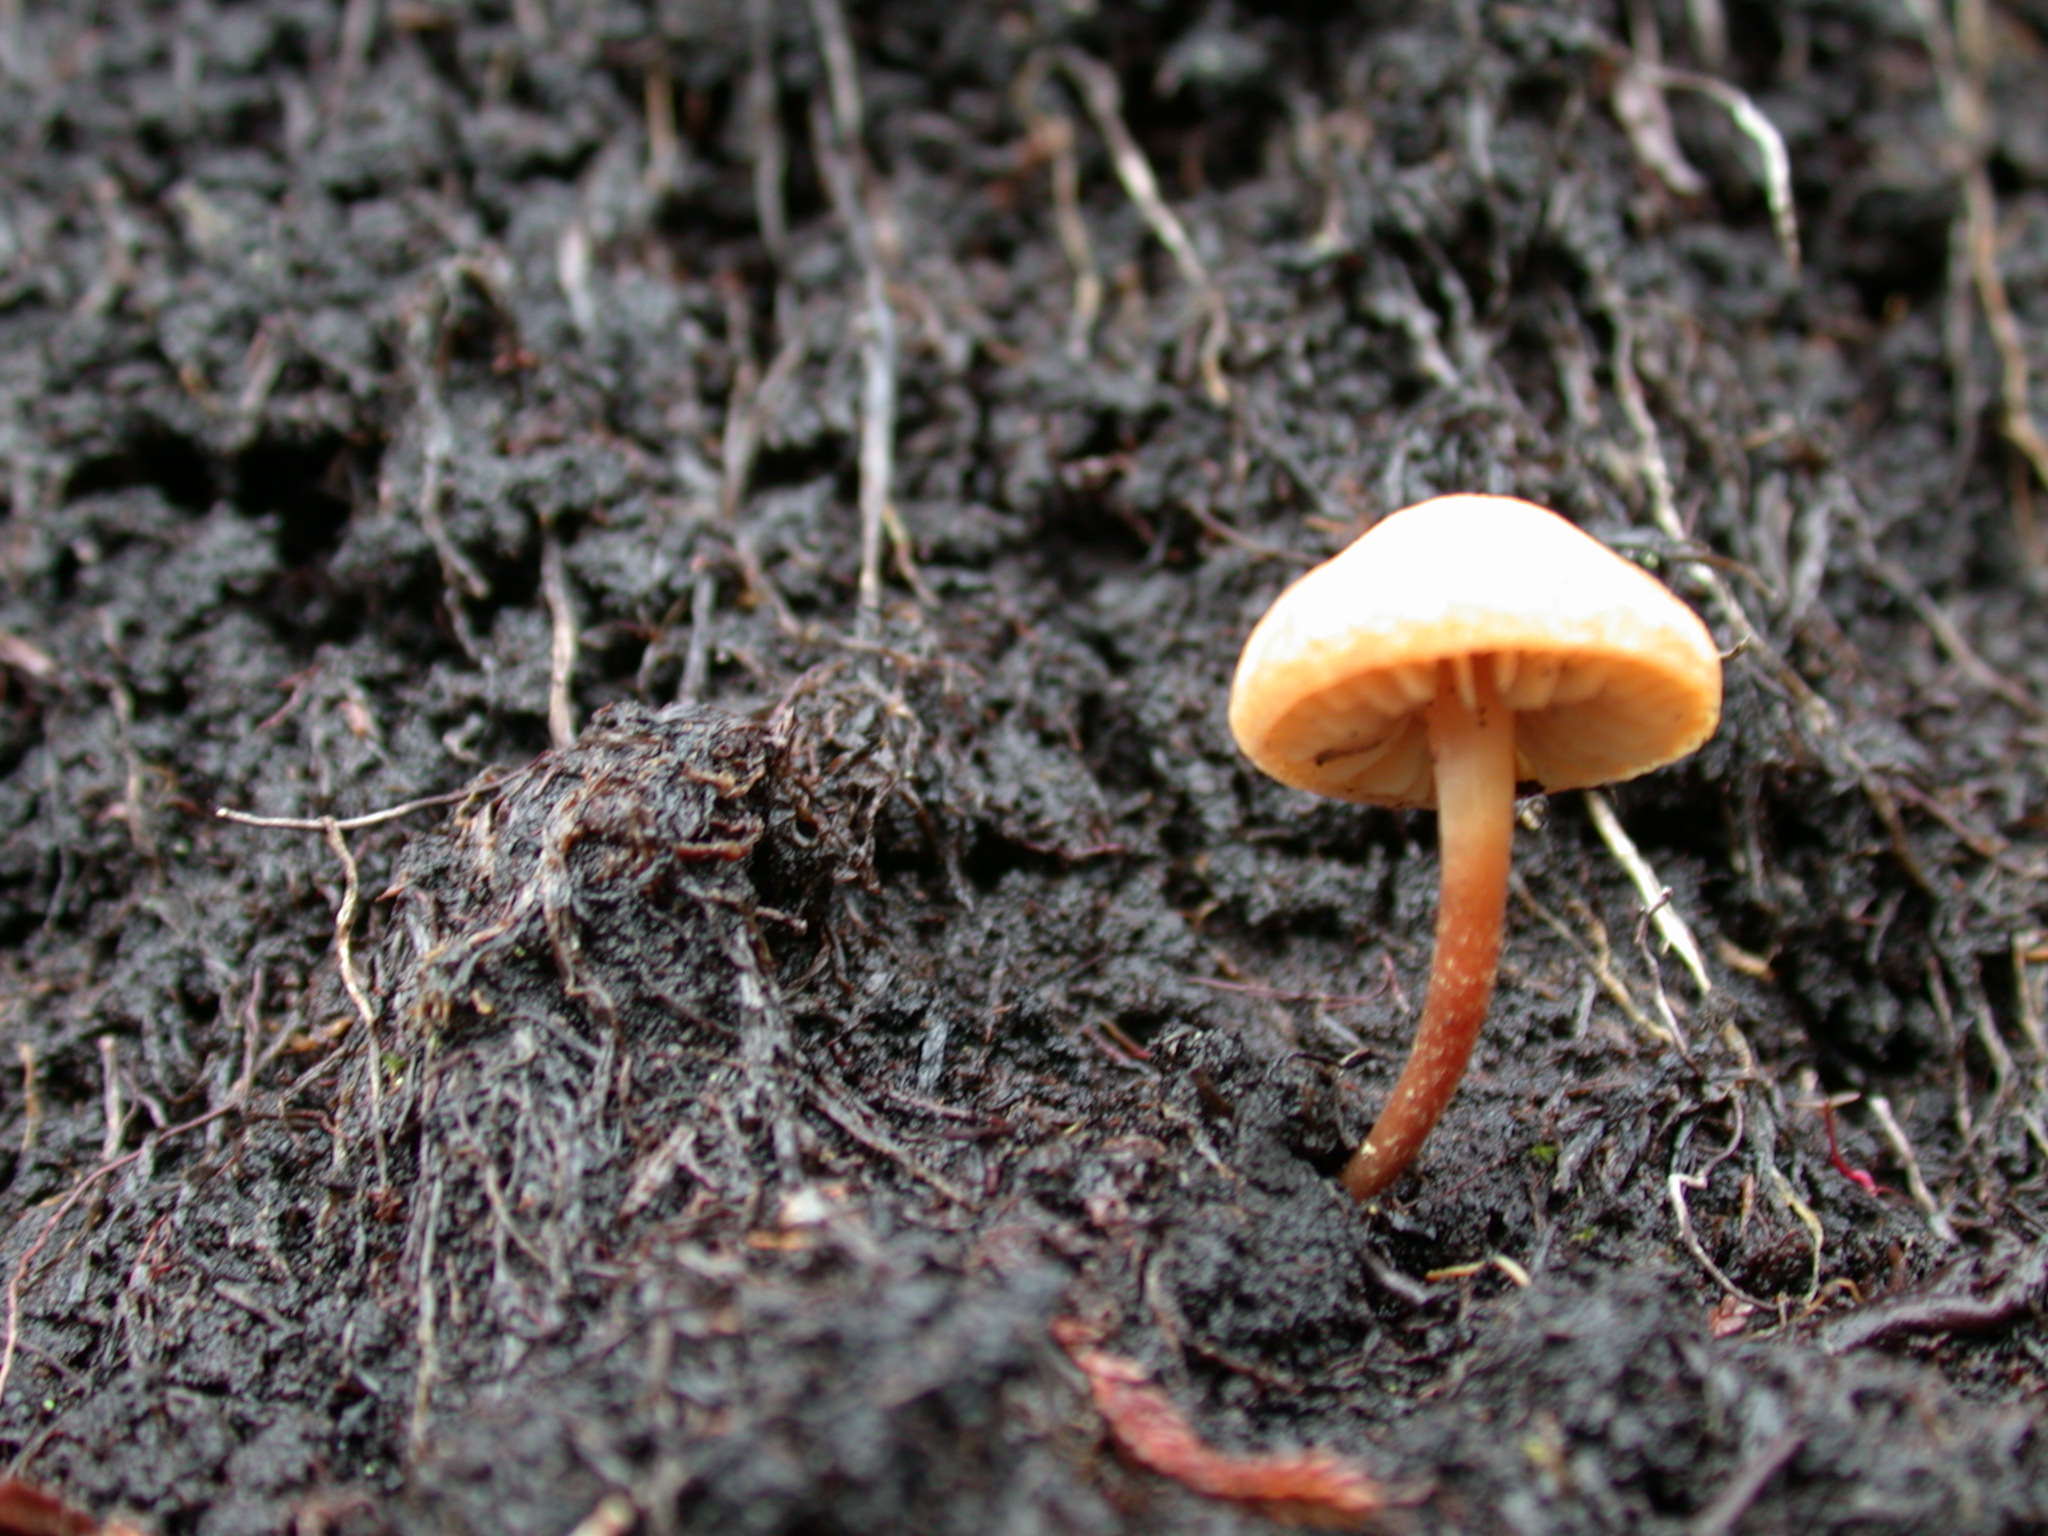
(1228, 495, 1722, 1200)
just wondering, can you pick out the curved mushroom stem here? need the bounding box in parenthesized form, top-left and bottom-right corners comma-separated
(1342, 659, 1517, 1201)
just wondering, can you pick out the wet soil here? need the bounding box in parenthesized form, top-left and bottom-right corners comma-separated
(1, 2, 2046, 1533)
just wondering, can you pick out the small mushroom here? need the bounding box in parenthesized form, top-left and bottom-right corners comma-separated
(1228, 495, 1722, 1200)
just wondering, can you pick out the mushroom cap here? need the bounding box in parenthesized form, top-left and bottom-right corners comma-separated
(1229, 495, 1722, 809)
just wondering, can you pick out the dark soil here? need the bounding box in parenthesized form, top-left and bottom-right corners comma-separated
(1, 2, 2045, 1533)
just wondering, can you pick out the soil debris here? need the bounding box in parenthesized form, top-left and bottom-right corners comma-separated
(0, 2, 2045, 1533)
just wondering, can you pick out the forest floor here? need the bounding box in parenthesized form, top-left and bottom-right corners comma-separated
(1, 2, 2046, 1533)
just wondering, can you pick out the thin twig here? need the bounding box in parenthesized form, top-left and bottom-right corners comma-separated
(215, 781, 492, 833)
(411, 389, 486, 603)
(1866, 1094, 1957, 1244)
(1046, 110, 1100, 358)
(233, 966, 262, 1103)
(1941, 192, 1986, 495)
(716, 285, 806, 631)
(1013, 54, 1101, 358)
(1764, 1160, 1825, 1305)
(805, 0, 862, 144)
(104, 678, 159, 867)
(1965, 162, 2048, 525)
(1287, 87, 1354, 257)
(1685, 1430, 1805, 1536)
(540, 522, 579, 749)
(1904, 0, 2048, 554)
(0, 631, 55, 686)
(1668, 1100, 1772, 1309)
(1630, 901, 1700, 1075)
(1615, 8, 1707, 198)
(15, 1044, 40, 1157)
(336, 0, 378, 95)
(402, 261, 501, 609)
(747, 0, 790, 262)
(1055, 48, 1230, 404)
(2013, 932, 2048, 1065)
(1861, 546, 2045, 720)
(233, 318, 291, 439)
(807, 1077, 971, 1206)
(556, 219, 595, 338)
(1238, 393, 1353, 535)
(323, 818, 390, 1190)
(1510, 872, 1667, 1043)
(1598, 279, 1938, 896)
(408, 1167, 445, 1455)
(803, 4, 930, 621)
(809, 63, 901, 636)
(0, 1103, 237, 1415)
(1669, 1170, 1770, 1310)
(1946, 945, 2017, 1098)
(643, 65, 686, 196)
(1820, 1238, 2048, 1354)
(1586, 788, 1711, 995)
(97, 1037, 123, 1161)
(679, 557, 718, 704)
(1635, 61, 1801, 275)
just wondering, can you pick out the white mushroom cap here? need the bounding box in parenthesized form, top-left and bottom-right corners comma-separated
(1228, 495, 1723, 808)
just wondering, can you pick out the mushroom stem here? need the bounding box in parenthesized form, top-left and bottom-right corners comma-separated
(1342, 659, 1517, 1201)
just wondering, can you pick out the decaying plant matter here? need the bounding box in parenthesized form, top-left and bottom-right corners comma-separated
(0, 3, 2044, 1534)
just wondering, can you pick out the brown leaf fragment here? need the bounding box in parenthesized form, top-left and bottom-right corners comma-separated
(0, 1479, 103, 1536)
(1054, 1320, 1389, 1529)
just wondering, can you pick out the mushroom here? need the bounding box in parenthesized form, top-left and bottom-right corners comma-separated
(1228, 494, 1722, 1201)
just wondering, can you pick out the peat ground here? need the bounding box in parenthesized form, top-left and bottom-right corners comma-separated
(0, 2, 2046, 1533)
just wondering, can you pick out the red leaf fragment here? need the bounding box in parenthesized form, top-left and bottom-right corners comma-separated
(1820, 1100, 1887, 1197)
(1054, 1320, 1387, 1530)
(1709, 1295, 1757, 1339)
(0, 1480, 101, 1536)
